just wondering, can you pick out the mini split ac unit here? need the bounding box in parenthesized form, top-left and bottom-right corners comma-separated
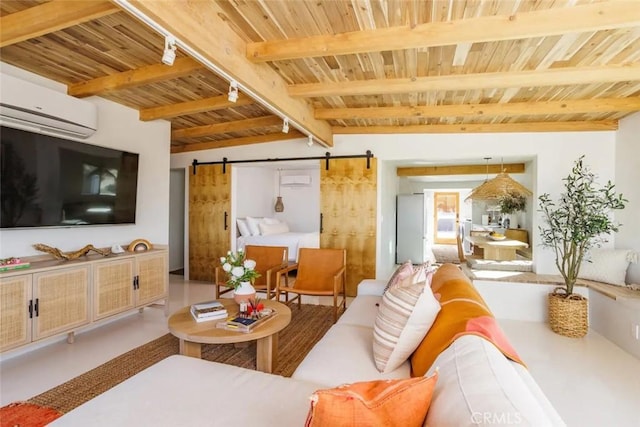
(0, 73, 98, 139)
(280, 175, 312, 186)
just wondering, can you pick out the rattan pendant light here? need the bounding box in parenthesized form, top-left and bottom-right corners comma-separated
(465, 158, 532, 201)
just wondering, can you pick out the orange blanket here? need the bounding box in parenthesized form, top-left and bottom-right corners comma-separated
(410, 264, 524, 377)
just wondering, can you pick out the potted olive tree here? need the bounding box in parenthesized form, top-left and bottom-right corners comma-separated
(538, 156, 626, 338)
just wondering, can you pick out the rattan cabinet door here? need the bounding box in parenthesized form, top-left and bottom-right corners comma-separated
(0, 274, 32, 352)
(32, 266, 90, 341)
(135, 251, 168, 307)
(93, 258, 135, 320)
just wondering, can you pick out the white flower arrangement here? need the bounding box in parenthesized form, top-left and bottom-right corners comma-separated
(219, 248, 260, 290)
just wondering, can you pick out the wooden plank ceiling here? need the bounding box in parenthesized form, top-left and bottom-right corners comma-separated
(0, 0, 639, 154)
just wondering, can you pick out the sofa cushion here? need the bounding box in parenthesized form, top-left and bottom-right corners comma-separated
(510, 361, 567, 426)
(373, 282, 440, 373)
(292, 324, 410, 386)
(305, 373, 438, 427)
(411, 263, 523, 377)
(578, 248, 637, 286)
(337, 295, 382, 328)
(50, 356, 323, 426)
(356, 279, 387, 296)
(424, 335, 560, 427)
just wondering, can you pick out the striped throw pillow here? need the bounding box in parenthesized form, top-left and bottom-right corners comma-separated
(373, 280, 441, 373)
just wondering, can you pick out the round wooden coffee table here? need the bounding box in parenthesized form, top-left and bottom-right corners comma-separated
(168, 299, 291, 373)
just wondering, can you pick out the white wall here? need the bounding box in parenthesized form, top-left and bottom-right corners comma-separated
(233, 166, 320, 233)
(172, 131, 615, 279)
(235, 166, 275, 218)
(0, 63, 171, 257)
(615, 112, 640, 285)
(276, 168, 320, 232)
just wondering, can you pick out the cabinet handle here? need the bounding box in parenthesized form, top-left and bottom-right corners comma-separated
(34, 298, 39, 317)
(320, 213, 324, 234)
(28, 299, 33, 319)
(224, 211, 228, 230)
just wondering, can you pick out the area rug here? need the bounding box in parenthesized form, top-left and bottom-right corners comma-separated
(25, 304, 335, 414)
(432, 244, 460, 265)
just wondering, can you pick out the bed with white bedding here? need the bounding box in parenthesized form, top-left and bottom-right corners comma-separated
(237, 232, 319, 261)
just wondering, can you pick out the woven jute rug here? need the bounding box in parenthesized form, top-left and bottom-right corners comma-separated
(25, 304, 336, 414)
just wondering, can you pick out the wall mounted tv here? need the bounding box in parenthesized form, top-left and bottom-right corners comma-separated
(1, 126, 139, 229)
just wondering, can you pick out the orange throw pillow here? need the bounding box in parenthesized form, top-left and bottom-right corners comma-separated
(305, 372, 438, 427)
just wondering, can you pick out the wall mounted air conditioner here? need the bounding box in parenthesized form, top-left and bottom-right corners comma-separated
(0, 73, 98, 139)
(280, 175, 312, 186)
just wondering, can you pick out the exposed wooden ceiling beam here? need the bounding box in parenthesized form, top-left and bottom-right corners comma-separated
(247, 1, 640, 62)
(68, 57, 203, 98)
(172, 115, 283, 139)
(332, 120, 618, 134)
(171, 131, 304, 153)
(140, 94, 253, 121)
(126, 0, 333, 147)
(397, 164, 525, 177)
(316, 97, 640, 120)
(0, 0, 120, 48)
(290, 63, 640, 98)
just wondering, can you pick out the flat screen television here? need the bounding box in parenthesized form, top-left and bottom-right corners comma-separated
(1, 126, 139, 228)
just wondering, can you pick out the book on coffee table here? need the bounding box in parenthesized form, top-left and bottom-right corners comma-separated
(216, 309, 277, 333)
(190, 301, 228, 322)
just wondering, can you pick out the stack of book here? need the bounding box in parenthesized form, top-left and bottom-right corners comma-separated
(217, 309, 276, 333)
(190, 301, 228, 323)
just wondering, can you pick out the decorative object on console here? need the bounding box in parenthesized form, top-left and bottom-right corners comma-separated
(33, 243, 111, 260)
(111, 244, 125, 254)
(275, 168, 284, 212)
(305, 373, 438, 427)
(539, 156, 626, 338)
(0, 257, 30, 272)
(127, 239, 152, 252)
(219, 248, 260, 303)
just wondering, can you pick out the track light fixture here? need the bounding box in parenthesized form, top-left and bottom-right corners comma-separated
(307, 134, 314, 147)
(282, 118, 289, 134)
(161, 36, 177, 66)
(228, 80, 239, 103)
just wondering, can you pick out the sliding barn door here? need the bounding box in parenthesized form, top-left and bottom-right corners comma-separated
(189, 164, 231, 282)
(320, 158, 377, 296)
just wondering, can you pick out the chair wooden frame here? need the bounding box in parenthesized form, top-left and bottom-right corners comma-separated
(214, 245, 288, 300)
(275, 248, 347, 323)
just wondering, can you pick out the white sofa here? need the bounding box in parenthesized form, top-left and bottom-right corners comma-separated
(52, 274, 565, 426)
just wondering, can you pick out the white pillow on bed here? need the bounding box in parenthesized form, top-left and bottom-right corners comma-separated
(259, 222, 289, 236)
(237, 219, 251, 237)
(262, 217, 280, 225)
(246, 217, 262, 235)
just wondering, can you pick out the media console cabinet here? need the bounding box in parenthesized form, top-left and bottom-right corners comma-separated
(0, 247, 168, 353)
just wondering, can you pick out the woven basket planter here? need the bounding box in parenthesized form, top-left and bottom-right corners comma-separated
(548, 288, 588, 338)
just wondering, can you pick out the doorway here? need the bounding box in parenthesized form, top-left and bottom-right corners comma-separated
(433, 192, 459, 244)
(169, 169, 185, 275)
